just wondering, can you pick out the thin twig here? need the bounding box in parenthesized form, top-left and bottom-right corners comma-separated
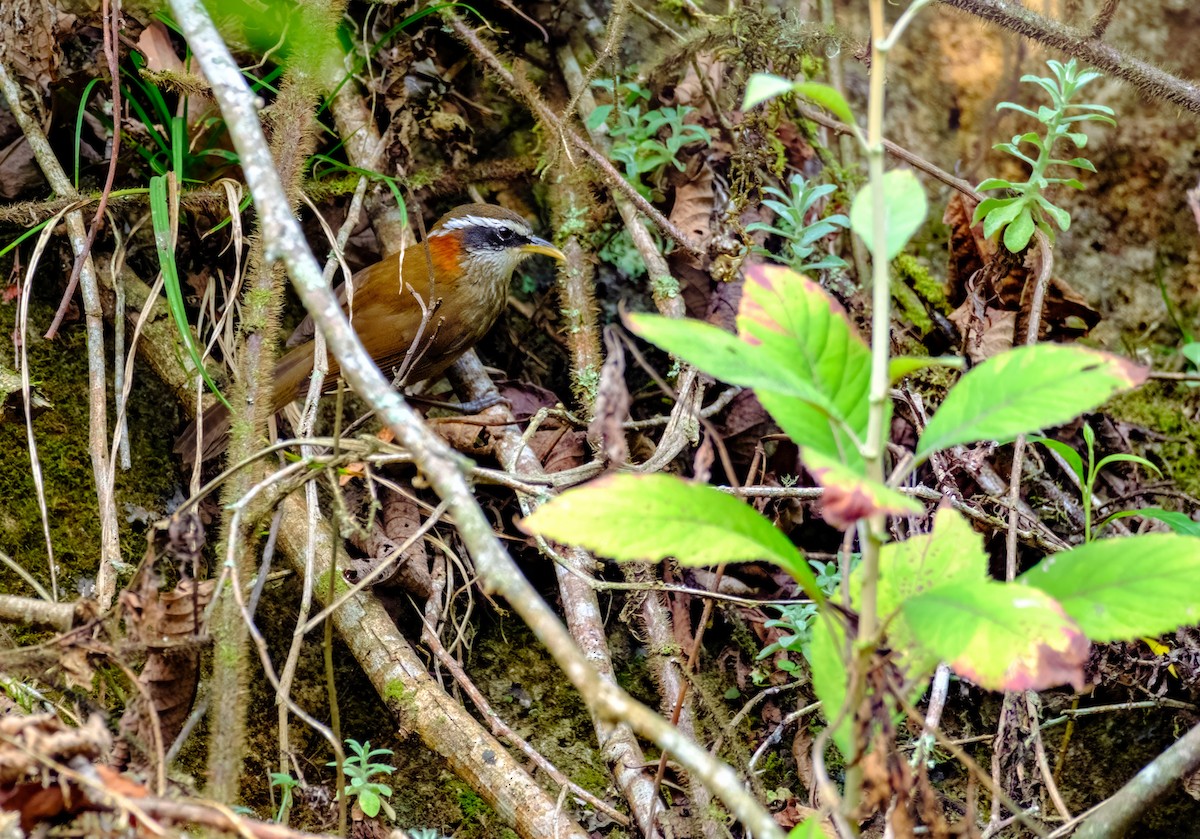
(939, 0, 1200, 114)
(172, 1, 783, 833)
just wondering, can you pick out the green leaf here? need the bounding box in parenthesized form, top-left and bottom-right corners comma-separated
(916, 345, 1148, 462)
(1037, 200, 1071, 232)
(1002, 206, 1035, 251)
(804, 617, 852, 758)
(1105, 508, 1200, 537)
(357, 788, 381, 818)
(976, 178, 1017, 192)
(627, 314, 835, 411)
(520, 474, 820, 600)
(981, 199, 1026, 240)
(794, 81, 858, 128)
(743, 73, 795, 110)
(877, 507, 988, 613)
(1029, 436, 1085, 486)
(788, 816, 827, 839)
(738, 265, 873, 467)
(1020, 534, 1200, 640)
(889, 355, 964, 382)
(902, 580, 1088, 691)
(585, 104, 613, 132)
(849, 169, 928, 261)
(1093, 452, 1161, 478)
(971, 196, 1017, 226)
(150, 175, 231, 410)
(801, 448, 923, 529)
(858, 507, 986, 680)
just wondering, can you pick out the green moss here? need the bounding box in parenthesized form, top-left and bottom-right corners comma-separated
(383, 679, 411, 703)
(315, 569, 351, 599)
(891, 275, 933, 335)
(650, 273, 680, 301)
(239, 287, 276, 331)
(1107, 382, 1200, 496)
(894, 253, 949, 313)
(456, 785, 487, 820)
(573, 367, 600, 406)
(0, 295, 179, 599)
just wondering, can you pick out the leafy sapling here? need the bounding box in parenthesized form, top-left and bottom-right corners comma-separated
(328, 739, 396, 820)
(269, 772, 299, 823)
(1031, 422, 1165, 542)
(746, 174, 849, 274)
(973, 58, 1116, 252)
(588, 79, 711, 200)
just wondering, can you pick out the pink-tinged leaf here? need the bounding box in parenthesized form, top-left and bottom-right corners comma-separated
(801, 448, 923, 529)
(916, 345, 1149, 462)
(739, 265, 872, 468)
(902, 581, 1089, 691)
(879, 506, 988, 608)
(1020, 533, 1200, 641)
(519, 473, 821, 600)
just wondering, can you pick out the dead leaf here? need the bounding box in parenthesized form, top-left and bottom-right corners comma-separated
(944, 193, 1100, 348)
(587, 326, 630, 465)
(948, 304, 1016, 364)
(346, 484, 433, 598)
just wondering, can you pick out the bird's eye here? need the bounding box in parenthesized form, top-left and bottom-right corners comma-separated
(495, 227, 516, 243)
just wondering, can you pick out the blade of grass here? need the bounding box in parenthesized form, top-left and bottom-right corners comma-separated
(74, 78, 103, 189)
(150, 173, 231, 409)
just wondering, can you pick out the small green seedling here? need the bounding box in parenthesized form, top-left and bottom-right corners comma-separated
(973, 59, 1116, 252)
(328, 739, 396, 820)
(587, 79, 711, 200)
(1032, 423, 1178, 542)
(746, 174, 849, 274)
(269, 772, 299, 823)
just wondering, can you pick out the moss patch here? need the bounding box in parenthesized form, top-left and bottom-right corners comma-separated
(0, 295, 180, 598)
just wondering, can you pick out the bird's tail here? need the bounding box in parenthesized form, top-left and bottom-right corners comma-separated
(174, 341, 318, 465)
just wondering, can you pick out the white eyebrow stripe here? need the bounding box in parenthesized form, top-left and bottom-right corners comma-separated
(428, 215, 530, 237)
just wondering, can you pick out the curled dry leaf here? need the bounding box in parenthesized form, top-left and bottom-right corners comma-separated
(346, 483, 433, 598)
(0, 713, 111, 785)
(943, 193, 1099, 359)
(587, 326, 631, 465)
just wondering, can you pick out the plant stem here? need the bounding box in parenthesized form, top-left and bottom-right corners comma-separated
(842, 0, 933, 817)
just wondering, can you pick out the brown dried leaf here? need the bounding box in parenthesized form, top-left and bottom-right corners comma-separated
(345, 485, 432, 598)
(0, 135, 45, 200)
(948, 304, 1016, 364)
(587, 326, 630, 465)
(113, 578, 214, 770)
(0, 713, 111, 785)
(944, 193, 1100, 343)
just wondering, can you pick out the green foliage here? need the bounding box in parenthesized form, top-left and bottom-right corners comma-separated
(757, 558, 847, 673)
(587, 79, 711, 200)
(915, 344, 1146, 463)
(1031, 422, 1162, 542)
(1020, 534, 1200, 640)
(848, 169, 928, 261)
(521, 473, 820, 600)
(150, 175, 231, 410)
(523, 260, 1200, 753)
(628, 265, 873, 470)
(973, 59, 1116, 252)
(120, 50, 240, 183)
(745, 174, 849, 273)
(328, 739, 396, 820)
(269, 772, 299, 823)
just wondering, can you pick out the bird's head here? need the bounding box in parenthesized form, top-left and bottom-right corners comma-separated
(425, 203, 565, 286)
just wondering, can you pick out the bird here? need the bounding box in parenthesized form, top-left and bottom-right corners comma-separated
(177, 203, 565, 463)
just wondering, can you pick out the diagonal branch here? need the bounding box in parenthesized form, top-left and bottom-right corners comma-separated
(939, 0, 1200, 114)
(164, 0, 785, 835)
